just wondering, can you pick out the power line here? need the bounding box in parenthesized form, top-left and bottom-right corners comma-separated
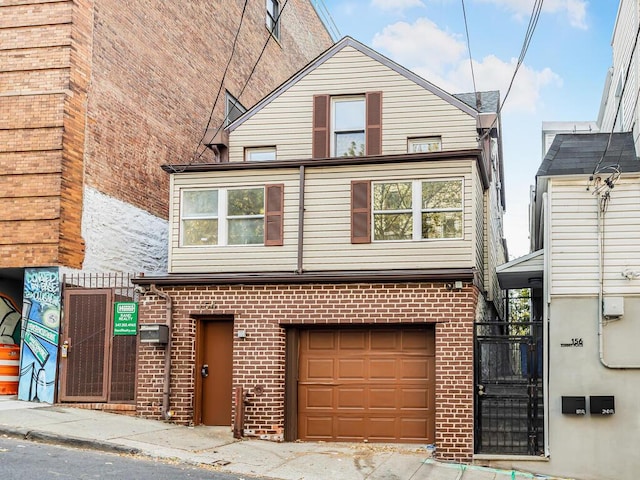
(461, 0, 478, 101)
(479, 0, 543, 139)
(191, 0, 250, 164)
(193, 0, 291, 164)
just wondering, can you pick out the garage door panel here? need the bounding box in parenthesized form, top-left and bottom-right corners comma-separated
(298, 327, 435, 443)
(369, 388, 396, 408)
(369, 358, 396, 379)
(400, 357, 432, 379)
(300, 386, 333, 408)
(305, 358, 334, 379)
(338, 358, 365, 379)
(370, 330, 399, 349)
(308, 331, 336, 349)
(339, 330, 367, 349)
(337, 388, 366, 408)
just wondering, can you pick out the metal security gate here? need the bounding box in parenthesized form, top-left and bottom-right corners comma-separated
(475, 321, 544, 455)
(59, 273, 138, 404)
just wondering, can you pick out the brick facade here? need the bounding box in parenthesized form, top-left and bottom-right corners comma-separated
(0, 0, 332, 269)
(136, 282, 478, 462)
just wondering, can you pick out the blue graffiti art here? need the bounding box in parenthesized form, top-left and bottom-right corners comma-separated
(18, 267, 61, 404)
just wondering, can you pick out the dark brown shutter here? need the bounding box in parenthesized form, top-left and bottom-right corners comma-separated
(366, 91, 382, 156)
(351, 180, 371, 244)
(312, 94, 330, 159)
(265, 184, 284, 246)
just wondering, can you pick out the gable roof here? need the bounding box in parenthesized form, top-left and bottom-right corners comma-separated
(537, 132, 640, 177)
(227, 36, 480, 132)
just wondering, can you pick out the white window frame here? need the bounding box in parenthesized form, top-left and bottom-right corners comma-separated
(266, 0, 280, 39)
(408, 137, 442, 153)
(180, 189, 219, 246)
(180, 186, 265, 247)
(331, 96, 365, 157)
(245, 146, 276, 161)
(372, 178, 464, 242)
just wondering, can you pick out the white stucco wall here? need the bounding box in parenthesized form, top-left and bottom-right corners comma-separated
(73, 186, 169, 275)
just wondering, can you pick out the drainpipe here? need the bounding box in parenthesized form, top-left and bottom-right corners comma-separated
(297, 165, 305, 274)
(148, 284, 174, 418)
(596, 194, 640, 369)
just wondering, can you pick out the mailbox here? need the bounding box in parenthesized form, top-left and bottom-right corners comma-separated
(562, 396, 586, 415)
(590, 396, 615, 415)
(139, 324, 169, 344)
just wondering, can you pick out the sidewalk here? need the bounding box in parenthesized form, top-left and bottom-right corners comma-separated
(0, 396, 560, 480)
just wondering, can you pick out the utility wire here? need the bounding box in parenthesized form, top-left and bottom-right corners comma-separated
(461, 0, 478, 103)
(193, 0, 291, 164)
(191, 0, 250, 164)
(479, 0, 543, 140)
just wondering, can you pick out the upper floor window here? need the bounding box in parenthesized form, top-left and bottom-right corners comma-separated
(354, 179, 463, 243)
(226, 92, 246, 127)
(313, 92, 382, 159)
(332, 97, 365, 157)
(266, 0, 280, 39)
(181, 185, 284, 247)
(408, 137, 442, 153)
(245, 146, 276, 161)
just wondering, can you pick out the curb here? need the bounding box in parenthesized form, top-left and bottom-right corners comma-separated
(0, 426, 140, 455)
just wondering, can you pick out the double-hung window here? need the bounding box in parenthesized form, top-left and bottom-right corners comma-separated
(332, 96, 365, 157)
(266, 0, 280, 39)
(370, 179, 463, 241)
(182, 187, 276, 246)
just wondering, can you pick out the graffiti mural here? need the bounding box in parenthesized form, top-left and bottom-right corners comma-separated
(0, 293, 21, 345)
(18, 268, 61, 403)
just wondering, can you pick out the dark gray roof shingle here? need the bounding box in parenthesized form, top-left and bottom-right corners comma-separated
(537, 132, 640, 177)
(453, 91, 500, 113)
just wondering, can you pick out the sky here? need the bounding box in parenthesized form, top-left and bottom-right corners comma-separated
(320, 0, 619, 259)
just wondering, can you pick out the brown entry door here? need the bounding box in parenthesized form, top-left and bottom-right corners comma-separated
(197, 319, 233, 426)
(298, 326, 435, 443)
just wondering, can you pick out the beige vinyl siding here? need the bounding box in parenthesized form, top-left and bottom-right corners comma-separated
(168, 169, 300, 273)
(229, 46, 477, 161)
(474, 163, 485, 291)
(303, 160, 475, 271)
(549, 176, 640, 296)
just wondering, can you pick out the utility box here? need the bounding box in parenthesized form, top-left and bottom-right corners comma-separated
(590, 396, 615, 415)
(603, 297, 624, 318)
(139, 324, 169, 344)
(562, 396, 586, 415)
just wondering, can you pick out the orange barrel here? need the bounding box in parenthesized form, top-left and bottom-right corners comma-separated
(0, 344, 20, 395)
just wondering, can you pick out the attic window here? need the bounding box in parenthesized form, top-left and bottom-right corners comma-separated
(408, 137, 442, 153)
(332, 96, 365, 157)
(246, 147, 276, 161)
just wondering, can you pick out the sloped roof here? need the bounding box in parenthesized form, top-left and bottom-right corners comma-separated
(228, 36, 482, 132)
(453, 91, 500, 114)
(496, 250, 544, 290)
(537, 132, 640, 177)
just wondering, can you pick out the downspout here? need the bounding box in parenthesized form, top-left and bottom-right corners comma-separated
(297, 165, 305, 274)
(596, 193, 640, 369)
(148, 284, 174, 418)
(542, 192, 550, 458)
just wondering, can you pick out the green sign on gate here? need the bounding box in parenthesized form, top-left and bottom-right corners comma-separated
(114, 302, 138, 336)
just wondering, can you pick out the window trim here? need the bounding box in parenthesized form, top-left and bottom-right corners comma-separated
(408, 136, 442, 153)
(369, 178, 464, 242)
(266, 0, 280, 39)
(245, 146, 277, 162)
(331, 95, 365, 157)
(180, 186, 268, 247)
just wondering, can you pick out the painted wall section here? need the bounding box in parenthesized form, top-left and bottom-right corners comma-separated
(18, 268, 61, 404)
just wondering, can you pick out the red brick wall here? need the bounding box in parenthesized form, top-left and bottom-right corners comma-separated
(0, 0, 332, 268)
(137, 281, 477, 462)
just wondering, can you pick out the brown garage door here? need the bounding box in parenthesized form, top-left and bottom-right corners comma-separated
(298, 326, 435, 443)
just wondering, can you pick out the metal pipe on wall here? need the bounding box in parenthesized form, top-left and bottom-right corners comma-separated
(148, 284, 174, 418)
